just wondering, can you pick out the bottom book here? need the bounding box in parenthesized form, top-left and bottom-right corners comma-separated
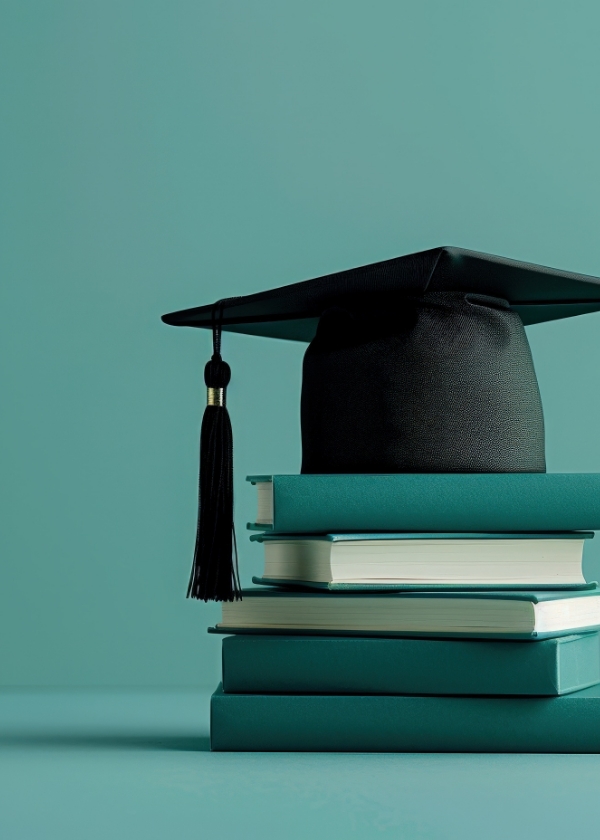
(210, 683, 600, 752)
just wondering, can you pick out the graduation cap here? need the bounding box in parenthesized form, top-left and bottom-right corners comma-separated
(162, 246, 600, 601)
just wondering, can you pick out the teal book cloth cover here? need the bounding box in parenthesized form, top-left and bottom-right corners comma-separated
(221, 633, 600, 696)
(252, 532, 593, 542)
(210, 682, 600, 752)
(247, 473, 600, 533)
(253, 576, 595, 592)
(210, 585, 600, 640)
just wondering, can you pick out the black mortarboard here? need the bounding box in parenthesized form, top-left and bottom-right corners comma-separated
(162, 246, 600, 601)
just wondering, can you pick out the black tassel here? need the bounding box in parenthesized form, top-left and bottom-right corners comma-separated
(187, 301, 241, 601)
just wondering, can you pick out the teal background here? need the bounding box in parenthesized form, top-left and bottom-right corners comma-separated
(2, 0, 600, 688)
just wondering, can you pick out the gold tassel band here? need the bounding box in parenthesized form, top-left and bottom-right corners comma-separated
(207, 387, 225, 407)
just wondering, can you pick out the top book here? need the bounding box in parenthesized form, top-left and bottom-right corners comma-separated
(247, 473, 600, 534)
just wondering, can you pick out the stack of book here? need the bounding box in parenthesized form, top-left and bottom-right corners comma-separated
(210, 473, 600, 752)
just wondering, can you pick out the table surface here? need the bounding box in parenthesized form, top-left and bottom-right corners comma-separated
(1, 688, 599, 840)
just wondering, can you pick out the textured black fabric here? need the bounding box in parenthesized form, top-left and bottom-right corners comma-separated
(301, 292, 546, 474)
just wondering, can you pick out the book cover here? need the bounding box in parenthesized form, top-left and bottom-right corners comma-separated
(246, 473, 600, 534)
(221, 632, 600, 696)
(210, 681, 600, 752)
(252, 577, 596, 592)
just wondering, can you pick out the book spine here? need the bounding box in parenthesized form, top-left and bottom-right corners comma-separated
(264, 474, 600, 533)
(210, 685, 600, 752)
(221, 634, 600, 697)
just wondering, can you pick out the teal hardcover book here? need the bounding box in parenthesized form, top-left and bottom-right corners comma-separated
(211, 585, 600, 640)
(210, 682, 600, 752)
(221, 633, 600, 696)
(250, 531, 592, 590)
(247, 473, 600, 534)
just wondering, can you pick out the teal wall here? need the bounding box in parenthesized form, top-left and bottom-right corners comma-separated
(2, 1, 600, 686)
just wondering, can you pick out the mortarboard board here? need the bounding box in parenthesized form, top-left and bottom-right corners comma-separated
(162, 246, 600, 601)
